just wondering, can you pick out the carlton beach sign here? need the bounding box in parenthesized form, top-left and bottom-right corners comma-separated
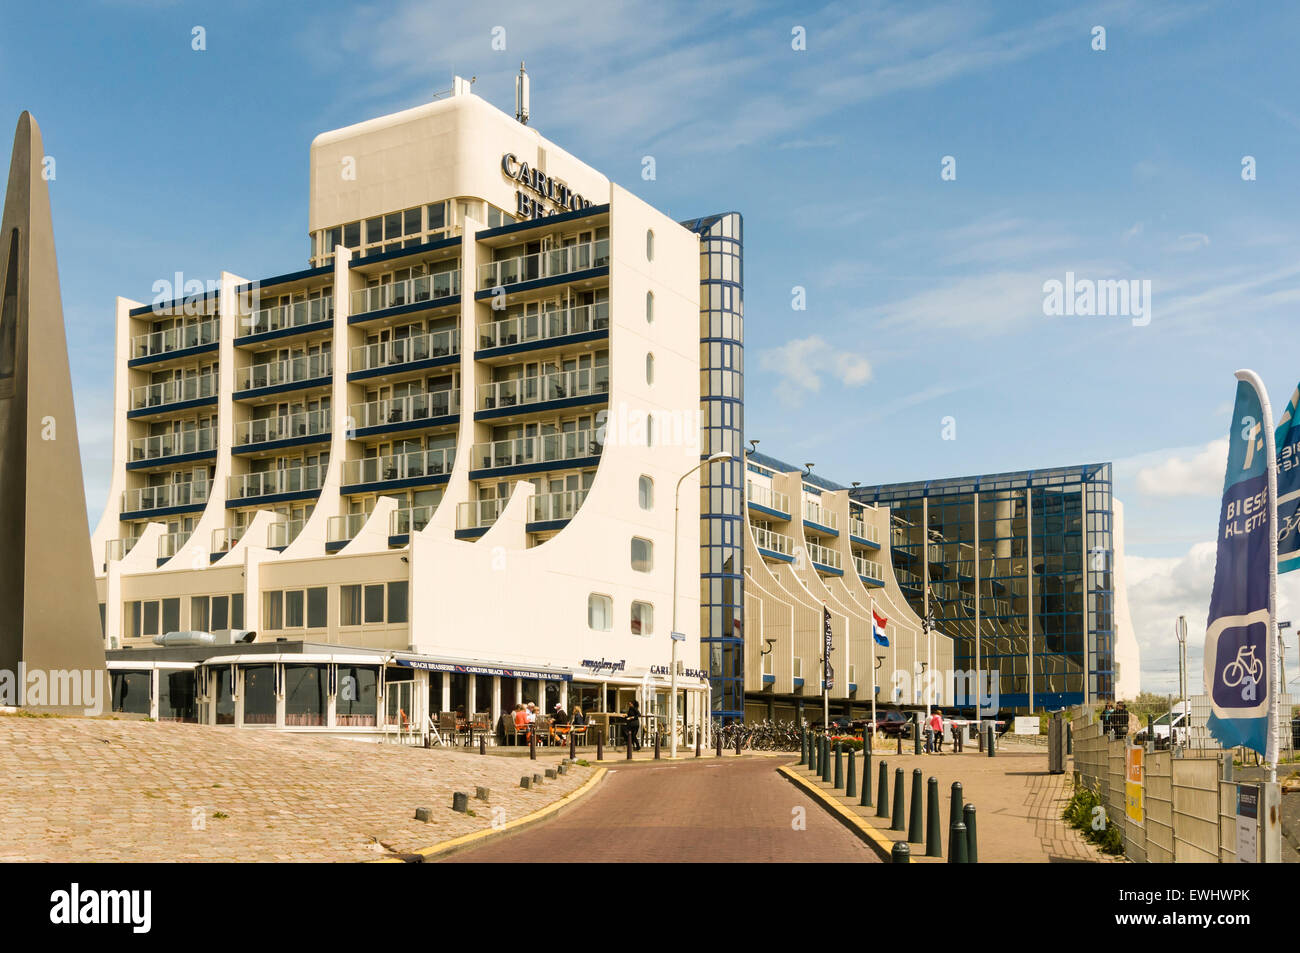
(501, 153, 595, 220)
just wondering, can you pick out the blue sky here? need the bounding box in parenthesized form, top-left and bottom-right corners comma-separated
(4, 0, 1300, 693)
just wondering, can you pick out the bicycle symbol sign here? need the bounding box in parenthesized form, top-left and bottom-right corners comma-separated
(1222, 644, 1264, 689)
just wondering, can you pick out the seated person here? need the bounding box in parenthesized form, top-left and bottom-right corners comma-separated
(512, 704, 527, 731)
(552, 704, 570, 726)
(571, 706, 587, 727)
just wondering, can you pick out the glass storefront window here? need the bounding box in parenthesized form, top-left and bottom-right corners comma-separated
(111, 670, 151, 715)
(158, 670, 196, 722)
(284, 664, 326, 726)
(336, 666, 377, 727)
(243, 665, 277, 725)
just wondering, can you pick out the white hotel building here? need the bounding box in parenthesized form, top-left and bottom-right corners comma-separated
(91, 80, 945, 736)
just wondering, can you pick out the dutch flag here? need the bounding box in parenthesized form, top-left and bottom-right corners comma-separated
(872, 609, 889, 647)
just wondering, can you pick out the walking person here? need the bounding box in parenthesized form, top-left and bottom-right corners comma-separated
(625, 698, 642, 751)
(930, 708, 945, 753)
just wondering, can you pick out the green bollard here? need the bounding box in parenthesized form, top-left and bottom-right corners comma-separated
(809, 734, 818, 775)
(986, 725, 996, 758)
(891, 768, 906, 831)
(846, 744, 858, 799)
(876, 761, 890, 818)
(907, 768, 924, 844)
(913, 716, 922, 755)
(861, 743, 873, 807)
(891, 841, 910, 863)
(964, 804, 978, 863)
(925, 776, 942, 857)
(949, 781, 964, 840)
(799, 730, 807, 766)
(1066, 722, 1073, 755)
(834, 743, 844, 790)
(822, 737, 833, 783)
(949, 821, 968, 863)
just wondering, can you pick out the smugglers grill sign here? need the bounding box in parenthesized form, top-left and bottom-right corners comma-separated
(502, 153, 596, 220)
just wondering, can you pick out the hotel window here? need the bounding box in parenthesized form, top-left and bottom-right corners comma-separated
(232, 593, 245, 629)
(645, 353, 654, 385)
(631, 601, 654, 636)
(364, 584, 384, 624)
(161, 598, 180, 634)
(588, 593, 613, 631)
(343, 222, 361, 251)
(341, 585, 362, 626)
(638, 475, 654, 510)
(427, 202, 447, 237)
(645, 291, 654, 324)
(646, 229, 654, 261)
(387, 581, 409, 624)
(631, 537, 653, 572)
(265, 591, 283, 630)
(191, 596, 209, 632)
(286, 590, 305, 628)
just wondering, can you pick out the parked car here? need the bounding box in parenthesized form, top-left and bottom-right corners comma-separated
(868, 709, 913, 737)
(1134, 703, 1191, 748)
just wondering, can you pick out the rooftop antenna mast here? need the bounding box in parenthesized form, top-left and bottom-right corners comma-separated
(515, 60, 530, 125)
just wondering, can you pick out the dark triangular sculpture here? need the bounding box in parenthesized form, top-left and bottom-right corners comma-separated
(0, 112, 107, 712)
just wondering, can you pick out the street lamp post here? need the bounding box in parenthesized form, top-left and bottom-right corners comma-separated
(1175, 615, 1188, 750)
(672, 450, 732, 759)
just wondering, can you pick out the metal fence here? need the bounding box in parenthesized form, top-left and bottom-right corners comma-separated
(1070, 705, 1232, 863)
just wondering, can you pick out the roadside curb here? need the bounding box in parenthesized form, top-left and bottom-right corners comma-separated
(778, 764, 896, 862)
(374, 767, 609, 863)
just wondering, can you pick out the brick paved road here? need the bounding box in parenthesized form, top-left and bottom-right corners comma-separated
(445, 757, 877, 862)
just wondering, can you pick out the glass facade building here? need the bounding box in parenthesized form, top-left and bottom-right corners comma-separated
(851, 464, 1116, 712)
(682, 212, 745, 722)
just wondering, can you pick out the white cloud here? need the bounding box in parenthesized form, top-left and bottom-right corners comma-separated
(1134, 439, 1227, 497)
(758, 335, 872, 403)
(1127, 541, 1300, 694)
(1170, 232, 1210, 252)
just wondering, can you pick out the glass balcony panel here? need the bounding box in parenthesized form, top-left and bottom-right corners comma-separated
(128, 426, 216, 461)
(804, 539, 842, 570)
(240, 295, 334, 337)
(349, 271, 461, 317)
(131, 319, 218, 359)
(390, 504, 435, 536)
(530, 488, 589, 523)
(456, 498, 506, 530)
(350, 328, 459, 373)
(267, 518, 306, 549)
(326, 512, 368, 543)
(803, 499, 839, 530)
(746, 481, 791, 515)
(751, 525, 794, 556)
(236, 352, 332, 392)
(476, 239, 610, 290)
(235, 410, 331, 446)
(470, 428, 601, 472)
(478, 301, 609, 350)
(476, 365, 609, 412)
(348, 390, 458, 430)
(341, 446, 455, 486)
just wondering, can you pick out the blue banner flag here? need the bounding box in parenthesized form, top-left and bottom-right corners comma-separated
(1204, 374, 1276, 755)
(823, 605, 834, 691)
(1276, 383, 1300, 574)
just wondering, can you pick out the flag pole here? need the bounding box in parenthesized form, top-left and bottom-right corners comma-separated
(1236, 369, 1281, 782)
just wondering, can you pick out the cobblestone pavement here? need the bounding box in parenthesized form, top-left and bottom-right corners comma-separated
(0, 715, 590, 862)
(793, 746, 1115, 862)
(445, 756, 878, 862)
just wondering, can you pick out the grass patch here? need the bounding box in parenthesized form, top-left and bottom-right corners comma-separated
(1062, 784, 1124, 855)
